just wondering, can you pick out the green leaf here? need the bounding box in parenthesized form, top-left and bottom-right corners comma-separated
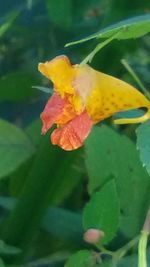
(83, 180, 119, 245)
(10, 118, 82, 200)
(27, 0, 33, 10)
(66, 14, 150, 46)
(65, 250, 95, 267)
(43, 206, 83, 243)
(0, 11, 19, 38)
(0, 258, 5, 267)
(32, 86, 53, 94)
(100, 264, 112, 267)
(0, 196, 16, 210)
(65, 251, 108, 267)
(0, 72, 39, 102)
(85, 125, 150, 238)
(25, 119, 42, 146)
(46, 0, 72, 29)
(9, 119, 42, 197)
(0, 195, 83, 244)
(46, 149, 82, 205)
(118, 249, 150, 267)
(118, 254, 138, 267)
(0, 240, 21, 256)
(0, 119, 35, 179)
(1, 137, 82, 256)
(136, 120, 150, 176)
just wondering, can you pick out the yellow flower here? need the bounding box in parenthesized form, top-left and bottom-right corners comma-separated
(38, 55, 150, 150)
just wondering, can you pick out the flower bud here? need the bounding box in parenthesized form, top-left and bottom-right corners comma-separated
(83, 229, 105, 244)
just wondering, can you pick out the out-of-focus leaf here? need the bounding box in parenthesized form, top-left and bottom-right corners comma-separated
(0, 196, 16, 210)
(118, 249, 150, 267)
(46, 0, 72, 29)
(0, 196, 83, 244)
(43, 206, 83, 243)
(27, 120, 83, 205)
(0, 240, 21, 256)
(85, 125, 150, 238)
(10, 118, 83, 202)
(65, 250, 95, 267)
(66, 14, 150, 46)
(25, 119, 42, 146)
(0, 258, 5, 267)
(65, 252, 108, 267)
(32, 86, 53, 94)
(136, 120, 150, 176)
(99, 263, 112, 267)
(9, 119, 41, 197)
(24, 252, 70, 267)
(46, 149, 82, 206)
(1, 136, 82, 256)
(0, 11, 19, 38)
(114, 109, 144, 119)
(27, 0, 33, 10)
(118, 254, 137, 267)
(83, 180, 119, 245)
(0, 119, 35, 179)
(0, 72, 39, 102)
(9, 158, 34, 197)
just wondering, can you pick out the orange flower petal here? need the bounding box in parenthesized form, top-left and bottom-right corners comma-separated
(41, 93, 66, 134)
(51, 112, 93, 151)
(41, 93, 77, 135)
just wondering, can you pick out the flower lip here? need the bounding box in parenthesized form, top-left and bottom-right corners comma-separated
(40, 93, 66, 134)
(51, 111, 93, 151)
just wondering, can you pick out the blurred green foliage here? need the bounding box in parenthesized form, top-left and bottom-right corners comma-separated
(0, 0, 150, 266)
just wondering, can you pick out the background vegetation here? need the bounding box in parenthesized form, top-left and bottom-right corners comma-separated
(0, 0, 150, 266)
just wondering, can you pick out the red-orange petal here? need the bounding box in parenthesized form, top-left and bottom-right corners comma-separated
(40, 93, 66, 134)
(51, 112, 93, 151)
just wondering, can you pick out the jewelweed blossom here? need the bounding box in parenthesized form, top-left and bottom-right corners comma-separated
(38, 55, 150, 151)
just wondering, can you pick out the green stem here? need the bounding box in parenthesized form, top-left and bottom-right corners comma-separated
(138, 206, 150, 267)
(121, 59, 150, 99)
(97, 236, 139, 263)
(98, 246, 114, 257)
(80, 29, 123, 65)
(138, 231, 148, 267)
(115, 236, 139, 260)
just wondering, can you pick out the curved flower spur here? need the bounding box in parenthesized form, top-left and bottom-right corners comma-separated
(38, 55, 150, 151)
